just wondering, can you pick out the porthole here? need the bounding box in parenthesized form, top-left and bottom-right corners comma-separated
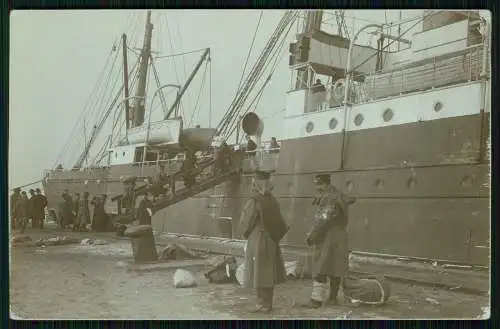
(329, 118, 338, 130)
(354, 114, 364, 126)
(433, 101, 443, 112)
(306, 121, 314, 133)
(375, 179, 385, 189)
(461, 176, 473, 187)
(346, 180, 355, 192)
(382, 108, 394, 122)
(407, 178, 417, 189)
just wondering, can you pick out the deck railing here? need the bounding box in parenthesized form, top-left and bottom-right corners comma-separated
(308, 43, 489, 112)
(45, 146, 282, 180)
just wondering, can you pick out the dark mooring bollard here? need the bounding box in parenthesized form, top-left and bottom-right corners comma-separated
(123, 225, 158, 263)
(217, 217, 233, 239)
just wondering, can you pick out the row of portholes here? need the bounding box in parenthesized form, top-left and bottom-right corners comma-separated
(344, 175, 473, 191)
(305, 101, 444, 133)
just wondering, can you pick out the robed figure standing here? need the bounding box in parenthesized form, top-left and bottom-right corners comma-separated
(239, 170, 288, 313)
(305, 174, 357, 307)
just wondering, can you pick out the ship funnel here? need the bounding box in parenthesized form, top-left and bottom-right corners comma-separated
(242, 112, 264, 138)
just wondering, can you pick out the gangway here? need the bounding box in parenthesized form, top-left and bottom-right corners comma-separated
(113, 152, 244, 216)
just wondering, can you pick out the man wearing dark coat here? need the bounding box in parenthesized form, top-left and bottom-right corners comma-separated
(35, 188, 48, 229)
(239, 170, 288, 313)
(137, 192, 154, 226)
(91, 194, 109, 231)
(10, 188, 21, 230)
(28, 189, 37, 228)
(305, 174, 356, 307)
(17, 191, 30, 233)
(75, 192, 91, 231)
(30, 188, 47, 229)
(73, 192, 81, 227)
(181, 150, 197, 189)
(58, 191, 73, 228)
(151, 165, 169, 198)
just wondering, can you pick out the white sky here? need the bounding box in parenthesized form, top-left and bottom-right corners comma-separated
(9, 9, 489, 189)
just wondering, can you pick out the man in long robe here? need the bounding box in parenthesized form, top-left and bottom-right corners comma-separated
(58, 192, 73, 228)
(76, 192, 91, 231)
(17, 191, 30, 233)
(304, 174, 356, 307)
(91, 194, 109, 232)
(34, 188, 48, 229)
(239, 170, 288, 313)
(181, 151, 197, 189)
(72, 193, 81, 229)
(137, 192, 154, 226)
(28, 189, 37, 228)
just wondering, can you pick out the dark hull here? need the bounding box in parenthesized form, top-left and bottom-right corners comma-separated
(43, 112, 490, 266)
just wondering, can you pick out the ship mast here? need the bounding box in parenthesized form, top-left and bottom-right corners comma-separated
(131, 11, 154, 128)
(122, 33, 131, 129)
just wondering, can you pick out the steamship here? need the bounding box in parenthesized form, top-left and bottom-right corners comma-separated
(42, 10, 491, 266)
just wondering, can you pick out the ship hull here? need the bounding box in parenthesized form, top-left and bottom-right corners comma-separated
(43, 108, 490, 266)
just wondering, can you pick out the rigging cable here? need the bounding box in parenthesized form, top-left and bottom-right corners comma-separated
(216, 11, 296, 137)
(187, 60, 209, 127)
(235, 11, 263, 95)
(51, 40, 121, 169)
(227, 17, 294, 141)
(69, 42, 124, 166)
(221, 11, 296, 138)
(209, 56, 212, 128)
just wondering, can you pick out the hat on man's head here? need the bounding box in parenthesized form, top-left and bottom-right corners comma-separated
(255, 170, 271, 180)
(29, 188, 35, 194)
(35, 188, 41, 193)
(314, 174, 331, 185)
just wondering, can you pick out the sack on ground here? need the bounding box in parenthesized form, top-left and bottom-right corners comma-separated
(342, 275, 391, 305)
(235, 263, 245, 286)
(173, 269, 197, 288)
(159, 243, 200, 261)
(311, 280, 330, 303)
(285, 260, 300, 278)
(204, 256, 238, 284)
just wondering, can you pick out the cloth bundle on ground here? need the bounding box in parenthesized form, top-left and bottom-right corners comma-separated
(11, 235, 32, 244)
(173, 269, 197, 288)
(35, 236, 81, 247)
(158, 243, 201, 261)
(204, 256, 239, 284)
(342, 275, 391, 305)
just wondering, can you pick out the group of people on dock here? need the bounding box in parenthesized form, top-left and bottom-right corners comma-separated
(57, 190, 111, 232)
(10, 188, 48, 233)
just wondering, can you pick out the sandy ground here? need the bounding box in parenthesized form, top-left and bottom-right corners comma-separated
(10, 229, 490, 320)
